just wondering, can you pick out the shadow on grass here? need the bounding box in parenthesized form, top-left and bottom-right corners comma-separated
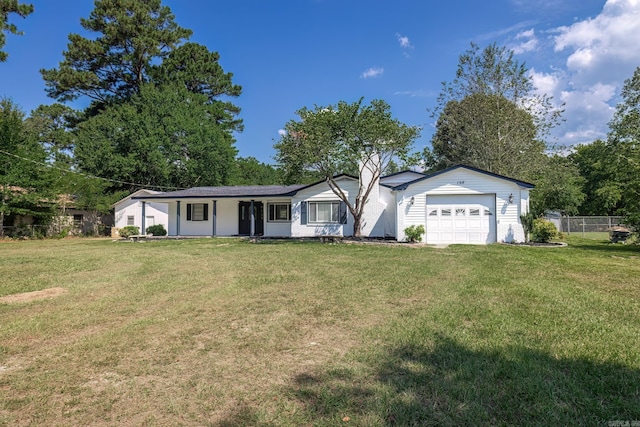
(215, 403, 262, 427)
(567, 240, 640, 255)
(288, 336, 640, 426)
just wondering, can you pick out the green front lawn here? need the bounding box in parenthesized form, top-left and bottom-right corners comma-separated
(0, 237, 638, 426)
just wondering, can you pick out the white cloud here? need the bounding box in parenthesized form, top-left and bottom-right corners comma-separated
(360, 66, 384, 79)
(518, 28, 535, 38)
(476, 20, 538, 42)
(512, 28, 539, 54)
(553, 0, 640, 85)
(277, 129, 286, 137)
(529, 67, 616, 146)
(396, 33, 413, 58)
(529, 68, 563, 98)
(518, 0, 640, 147)
(555, 83, 617, 145)
(396, 33, 413, 49)
(394, 89, 433, 97)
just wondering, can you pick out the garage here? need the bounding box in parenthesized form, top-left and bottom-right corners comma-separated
(425, 194, 496, 244)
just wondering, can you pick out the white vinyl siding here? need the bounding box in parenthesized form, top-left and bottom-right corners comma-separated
(398, 167, 528, 243)
(290, 175, 387, 238)
(114, 190, 169, 232)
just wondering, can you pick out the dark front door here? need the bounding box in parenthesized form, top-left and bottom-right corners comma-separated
(238, 201, 264, 236)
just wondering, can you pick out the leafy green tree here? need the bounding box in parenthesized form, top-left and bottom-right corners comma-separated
(529, 155, 585, 216)
(570, 140, 622, 215)
(0, 0, 33, 62)
(383, 159, 401, 175)
(24, 103, 79, 166)
(230, 157, 282, 185)
(607, 66, 640, 229)
(41, 0, 191, 103)
(0, 98, 54, 234)
(41, 0, 241, 197)
(431, 92, 545, 178)
(427, 43, 562, 180)
(275, 98, 419, 237)
(75, 83, 237, 193)
(150, 42, 243, 132)
(68, 174, 116, 218)
(24, 105, 111, 219)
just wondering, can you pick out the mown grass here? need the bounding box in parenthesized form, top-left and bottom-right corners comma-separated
(0, 236, 638, 426)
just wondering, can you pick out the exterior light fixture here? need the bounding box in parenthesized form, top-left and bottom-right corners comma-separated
(508, 193, 514, 204)
(409, 196, 415, 205)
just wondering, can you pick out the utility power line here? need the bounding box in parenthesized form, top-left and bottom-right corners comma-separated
(0, 149, 186, 191)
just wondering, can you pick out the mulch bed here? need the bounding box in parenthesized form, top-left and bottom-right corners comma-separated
(505, 241, 567, 247)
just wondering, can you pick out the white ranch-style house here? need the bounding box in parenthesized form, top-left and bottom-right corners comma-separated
(116, 165, 534, 244)
(113, 189, 169, 234)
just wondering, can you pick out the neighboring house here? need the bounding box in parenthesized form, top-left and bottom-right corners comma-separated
(51, 207, 114, 236)
(113, 189, 169, 234)
(1, 189, 113, 236)
(53, 194, 114, 236)
(121, 165, 533, 244)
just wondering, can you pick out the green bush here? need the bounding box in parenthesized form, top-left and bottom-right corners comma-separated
(404, 224, 425, 243)
(146, 224, 167, 236)
(53, 227, 71, 239)
(531, 219, 558, 243)
(520, 212, 535, 242)
(119, 225, 140, 239)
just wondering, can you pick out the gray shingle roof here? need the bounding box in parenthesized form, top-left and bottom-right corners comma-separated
(135, 185, 306, 199)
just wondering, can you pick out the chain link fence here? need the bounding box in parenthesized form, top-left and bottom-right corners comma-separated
(544, 215, 629, 238)
(1, 223, 112, 239)
(0, 225, 51, 239)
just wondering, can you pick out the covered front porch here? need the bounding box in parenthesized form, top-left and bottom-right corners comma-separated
(139, 197, 292, 237)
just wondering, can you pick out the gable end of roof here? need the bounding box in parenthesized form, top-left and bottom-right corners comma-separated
(392, 164, 535, 190)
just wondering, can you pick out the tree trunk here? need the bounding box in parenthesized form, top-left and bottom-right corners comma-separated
(353, 214, 362, 239)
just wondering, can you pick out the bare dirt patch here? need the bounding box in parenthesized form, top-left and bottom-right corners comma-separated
(0, 287, 67, 304)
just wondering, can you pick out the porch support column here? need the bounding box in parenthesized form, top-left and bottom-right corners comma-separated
(176, 201, 181, 236)
(141, 201, 146, 235)
(212, 200, 217, 236)
(250, 199, 255, 237)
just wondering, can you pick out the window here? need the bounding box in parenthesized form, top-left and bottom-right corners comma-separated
(127, 215, 135, 226)
(428, 209, 438, 216)
(186, 203, 209, 221)
(73, 214, 83, 227)
(469, 208, 480, 216)
(456, 208, 466, 216)
(441, 208, 451, 216)
(309, 201, 340, 223)
(268, 203, 291, 222)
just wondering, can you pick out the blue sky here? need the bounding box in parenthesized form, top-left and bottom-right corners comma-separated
(1, 0, 638, 164)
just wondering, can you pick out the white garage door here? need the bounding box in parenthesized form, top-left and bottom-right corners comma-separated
(425, 194, 496, 244)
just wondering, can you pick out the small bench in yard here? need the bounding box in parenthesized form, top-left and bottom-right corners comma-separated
(319, 235, 343, 243)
